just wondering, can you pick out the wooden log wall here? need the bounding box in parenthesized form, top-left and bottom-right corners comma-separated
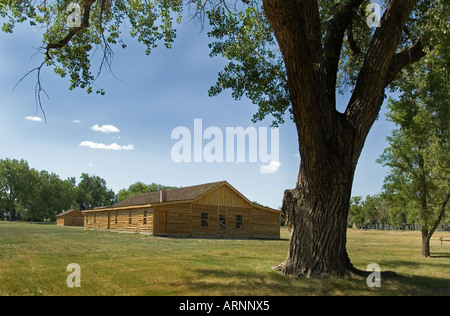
(64, 216, 84, 227)
(152, 204, 279, 239)
(82, 183, 280, 239)
(153, 203, 191, 235)
(251, 210, 280, 239)
(193, 185, 251, 208)
(57, 215, 84, 227)
(84, 208, 153, 233)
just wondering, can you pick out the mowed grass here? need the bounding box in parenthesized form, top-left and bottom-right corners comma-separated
(0, 222, 449, 296)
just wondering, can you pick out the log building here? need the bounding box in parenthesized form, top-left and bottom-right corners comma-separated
(82, 181, 280, 239)
(56, 209, 84, 227)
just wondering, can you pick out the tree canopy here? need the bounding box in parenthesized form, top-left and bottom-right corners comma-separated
(0, 158, 77, 221)
(76, 173, 116, 210)
(1, 0, 438, 123)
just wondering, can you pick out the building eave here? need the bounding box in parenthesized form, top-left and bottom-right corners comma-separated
(81, 200, 195, 213)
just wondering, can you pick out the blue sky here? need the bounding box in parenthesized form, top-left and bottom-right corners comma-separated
(0, 13, 395, 209)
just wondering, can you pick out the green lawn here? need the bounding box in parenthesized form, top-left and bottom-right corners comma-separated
(0, 222, 449, 296)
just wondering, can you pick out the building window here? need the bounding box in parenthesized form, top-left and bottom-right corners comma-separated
(143, 210, 147, 225)
(236, 215, 243, 229)
(201, 213, 208, 227)
(129, 211, 132, 224)
(115, 212, 118, 225)
(219, 214, 226, 229)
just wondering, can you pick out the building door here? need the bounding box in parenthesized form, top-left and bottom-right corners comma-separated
(159, 211, 167, 233)
(107, 212, 110, 229)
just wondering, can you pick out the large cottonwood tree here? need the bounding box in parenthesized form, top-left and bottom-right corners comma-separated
(1, 0, 444, 277)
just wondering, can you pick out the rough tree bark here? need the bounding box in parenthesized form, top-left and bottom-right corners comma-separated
(263, 0, 424, 277)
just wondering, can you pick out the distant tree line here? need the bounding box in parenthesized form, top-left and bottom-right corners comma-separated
(117, 182, 177, 202)
(0, 158, 172, 222)
(349, 193, 449, 232)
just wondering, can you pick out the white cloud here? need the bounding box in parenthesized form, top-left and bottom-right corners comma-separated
(260, 161, 281, 174)
(91, 124, 120, 133)
(72, 120, 81, 123)
(25, 116, 42, 122)
(79, 141, 134, 151)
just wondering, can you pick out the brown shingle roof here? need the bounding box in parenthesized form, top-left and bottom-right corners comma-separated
(56, 209, 82, 217)
(113, 181, 226, 208)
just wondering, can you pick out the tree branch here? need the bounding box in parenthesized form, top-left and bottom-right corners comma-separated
(384, 37, 426, 87)
(323, 0, 365, 103)
(428, 190, 450, 241)
(262, 0, 325, 117)
(13, 60, 48, 123)
(187, 0, 251, 26)
(346, 21, 361, 57)
(345, 0, 420, 144)
(94, 0, 116, 80)
(45, 0, 97, 59)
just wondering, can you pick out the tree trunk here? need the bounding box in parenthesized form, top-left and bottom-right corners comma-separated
(262, 0, 364, 277)
(421, 229, 431, 257)
(262, 0, 421, 277)
(277, 145, 362, 278)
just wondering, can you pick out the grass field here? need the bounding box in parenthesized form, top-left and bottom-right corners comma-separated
(0, 221, 449, 296)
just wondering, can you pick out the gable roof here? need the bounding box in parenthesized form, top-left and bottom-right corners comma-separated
(82, 180, 279, 214)
(114, 181, 226, 208)
(56, 209, 82, 217)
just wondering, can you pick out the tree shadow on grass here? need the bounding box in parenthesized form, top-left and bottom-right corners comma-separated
(431, 253, 450, 259)
(380, 259, 450, 269)
(384, 273, 450, 295)
(183, 267, 345, 295)
(363, 258, 450, 295)
(183, 266, 450, 296)
(378, 257, 450, 273)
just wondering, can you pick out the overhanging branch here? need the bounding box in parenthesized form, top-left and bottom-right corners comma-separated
(345, 0, 420, 136)
(323, 0, 365, 103)
(45, 0, 97, 59)
(384, 37, 426, 87)
(13, 60, 48, 123)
